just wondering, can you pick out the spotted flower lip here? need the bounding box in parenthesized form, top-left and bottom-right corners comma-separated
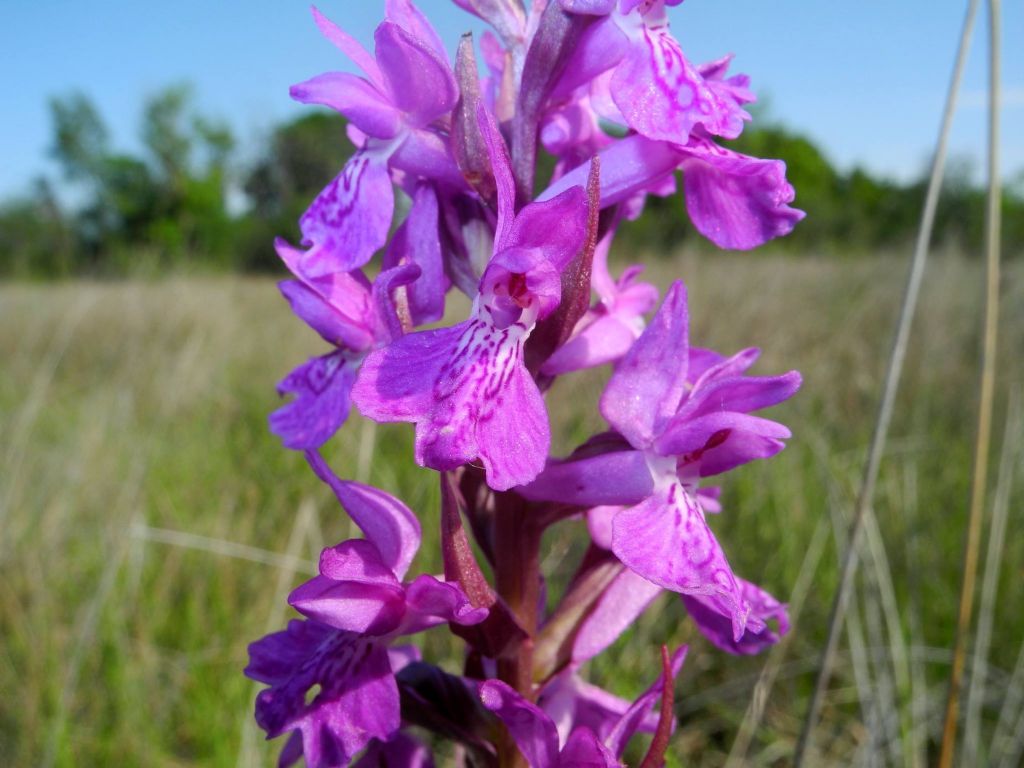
(521, 281, 800, 638)
(351, 107, 589, 491)
(556, 0, 747, 146)
(285, 3, 461, 278)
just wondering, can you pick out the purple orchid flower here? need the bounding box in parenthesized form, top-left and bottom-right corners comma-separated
(555, 0, 748, 145)
(540, 71, 618, 176)
(521, 280, 801, 639)
(246, 454, 486, 767)
(682, 576, 791, 655)
(286, 3, 462, 277)
(537, 667, 661, 747)
(540, 226, 658, 376)
(269, 238, 431, 450)
(480, 646, 686, 767)
(351, 108, 589, 491)
(541, 121, 805, 251)
(583, 503, 791, 656)
(538, 24, 803, 252)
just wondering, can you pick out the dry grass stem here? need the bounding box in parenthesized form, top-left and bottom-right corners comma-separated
(963, 388, 1021, 762)
(938, 0, 1002, 762)
(794, 1, 982, 760)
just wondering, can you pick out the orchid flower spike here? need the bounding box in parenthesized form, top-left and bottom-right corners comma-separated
(352, 108, 589, 490)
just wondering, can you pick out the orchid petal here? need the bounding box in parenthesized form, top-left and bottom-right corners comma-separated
(518, 450, 652, 507)
(401, 574, 490, 633)
(683, 577, 790, 655)
(249, 626, 399, 767)
(473, 341, 550, 490)
(480, 680, 561, 768)
(246, 618, 334, 687)
(288, 575, 407, 636)
(375, 22, 458, 126)
(586, 505, 620, 550)
(539, 135, 682, 217)
(277, 278, 375, 351)
(560, 728, 619, 767)
(680, 138, 805, 250)
(270, 352, 357, 451)
(353, 322, 466, 422)
(679, 370, 802, 421)
(311, 6, 383, 87)
(290, 72, 402, 139)
(689, 346, 759, 385)
(372, 262, 423, 343)
(699, 53, 756, 108)
(539, 672, 658, 747)
(481, 246, 562, 324)
(540, 313, 640, 375)
(654, 411, 791, 473)
(390, 128, 465, 187)
(299, 150, 394, 275)
(573, 567, 663, 664)
(385, 0, 449, 62)
(353, 316, 550, 491)
(549, 17, 628, 101)
(506, 187, 589, 272)
(318, 539, 401, 583)
(383, 185, 446, 327)
(600, 281, 689, 447)
(305, 452, 422, 580)
(611, 14, 746, 143)
(274, 238, 375, 324)
(612, 484, 748, 639)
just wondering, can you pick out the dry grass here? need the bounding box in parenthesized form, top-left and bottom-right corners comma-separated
(1, 251, 1022, 766)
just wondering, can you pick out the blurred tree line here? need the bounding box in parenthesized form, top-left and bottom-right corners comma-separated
(1, 85, 1022, 278)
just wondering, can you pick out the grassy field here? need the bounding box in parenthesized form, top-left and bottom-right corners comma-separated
(2, 251, 1023, 766)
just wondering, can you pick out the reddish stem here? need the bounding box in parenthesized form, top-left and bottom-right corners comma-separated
(639, 646, 676, 768)
(493, 491, 542, 768)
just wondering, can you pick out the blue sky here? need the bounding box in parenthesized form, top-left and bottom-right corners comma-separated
(1, 0, 1021, 201)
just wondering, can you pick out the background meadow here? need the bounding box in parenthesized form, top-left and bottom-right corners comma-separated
(2, 251, 1023, 766)
(2, 0, 1024, 765)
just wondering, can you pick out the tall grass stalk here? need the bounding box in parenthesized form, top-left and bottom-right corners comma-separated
(938, 0, 1002, 762)
(900, 460, 928, 768)
(825, 494, 878, 759)
(963, 389, 1021, 762)
(792, 1, 981, 761)
(724, 517, 829, 766)
(863, 506, 914, 766)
